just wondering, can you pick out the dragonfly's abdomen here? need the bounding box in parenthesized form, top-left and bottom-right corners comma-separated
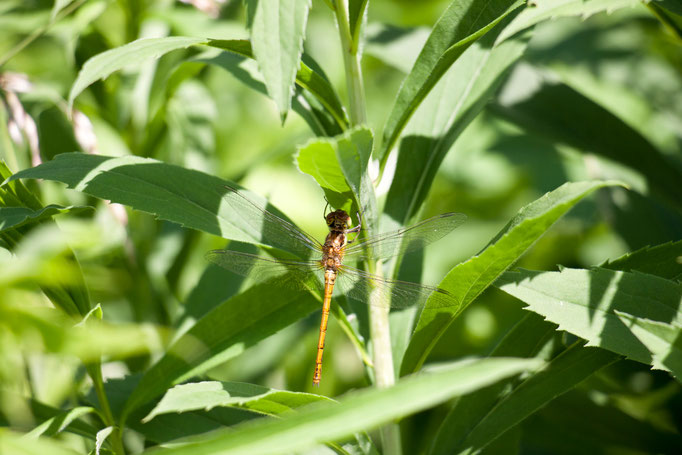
(313, 269, 337, 386)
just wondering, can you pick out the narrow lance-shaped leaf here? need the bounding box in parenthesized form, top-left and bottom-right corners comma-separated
(140, 381, 378, 454)
(0, 205, 91, 233)
(497, 0, 643, 42)
(437, 342, 620, 455)
(496, 267, 682, 379)
(492, 69, 682, 209)
(0, 431, 81, 455)
(382, 17, 530, 234)
(401, 180, 625, 376)
(348, 0, 369, 45)
(143, 381, 334, 423)
(207, 39, 348, 131)
(9, 153, 307, 256)
(247, 0, 311, 121)
(68, 37, 208, 109)
(149, 358, 541, 455)
(123, 283, 320, 420)
(380, 0, 524, 165)
(1, 163, 92, 317)
(26, 406, 96, 439)
(602, 240, 682, 282)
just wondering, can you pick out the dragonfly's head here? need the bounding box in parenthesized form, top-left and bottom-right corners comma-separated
(325, 209, 352, 231)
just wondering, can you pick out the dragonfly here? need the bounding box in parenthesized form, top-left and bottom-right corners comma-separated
(206, 186, 466, 386)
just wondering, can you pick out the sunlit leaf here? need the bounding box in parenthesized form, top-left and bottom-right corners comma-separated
(26, 406, 96, 439)
(1, 304, 165, 362)
(247, 0, 311, 120)
(143, 381, 333, 423)
(496, 267, 682, 379)
(149, 358, 541, 455)
(603, 240, 682, 281)
(69, 37, 208, 108)
(433, 342, 619, 455)
(0, 430, 80, 455)
(9, 153, 302, 254)
(498, 0, 643, 42)
(401, 180, 624, 375)
(207, 39, 348, 131)
(123, 283, 320, 419)
(296, 127, 377, 229)
(493, 69, 682, 209)
(380, 0, 524, 163)
(382, 18, 530, 233)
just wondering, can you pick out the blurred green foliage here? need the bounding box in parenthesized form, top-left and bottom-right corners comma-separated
(1, 0, 681, 454)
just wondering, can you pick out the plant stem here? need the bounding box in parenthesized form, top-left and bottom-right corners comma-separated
(89, 362, 126, 455)
(334, 0, 367, 126)
(334, 1, 400, 452)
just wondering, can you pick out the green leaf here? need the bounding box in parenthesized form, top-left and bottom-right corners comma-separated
(68, 36, 207, 108)
(498, 0, 643, 42)
(148, 358, 541, 455)
(496, 267, 682, 379)
(492, 69, 682, 209)
(615, 312, 682, 379)
(247, 0, 311, 120)
(0, 161, 42, 211)
(123, 283, 320, 420)
(26, 406, 96, 439)
(382, 16, 530, 231)
(348, 0, 369, 45)
(655, 0, 682, 16)
(1, 162, 92, 317)
(429, 312, 556, 454)
(401, 180, 624, 375)
(380, 0, 524, 163)
(4, 394, 100, 441)
(1, 304, 165, 363)
(0, 430, 80, 455)
(207, 39, 348, 131)
(0, 205, 90, 233)
(8, 153, 301, 253)
(603, 240, 682, 281)
(50, 0, 72, 20)
(143, 381, 333, 423)
(435, 343, 620, 455)
(95, 426, 113, 455)
(296, 127, 377, 230)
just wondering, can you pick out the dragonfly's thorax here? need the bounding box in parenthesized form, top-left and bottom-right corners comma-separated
(321, 209, 352, 271)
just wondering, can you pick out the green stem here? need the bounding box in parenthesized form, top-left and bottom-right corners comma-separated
(334, 0, 367, 126)
(334, 1, 399, 451)
(88, 362, 126, 455)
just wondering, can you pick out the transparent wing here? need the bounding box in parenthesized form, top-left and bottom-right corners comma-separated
(335, 265, 458, 310)
(220, 185, 322, 258)
(343, 212, 467, 262)
(206, 249, 324, 294)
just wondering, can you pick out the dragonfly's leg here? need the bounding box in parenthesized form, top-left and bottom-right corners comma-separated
(345, 212, 362, 244)
(322, 197, 330, 219)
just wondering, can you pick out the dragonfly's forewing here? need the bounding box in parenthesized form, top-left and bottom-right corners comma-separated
(343, 212, 467, 262)
(221, 185, 322, 259)
(206, 250, 324, 294)
(335, 265, 459, 310)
